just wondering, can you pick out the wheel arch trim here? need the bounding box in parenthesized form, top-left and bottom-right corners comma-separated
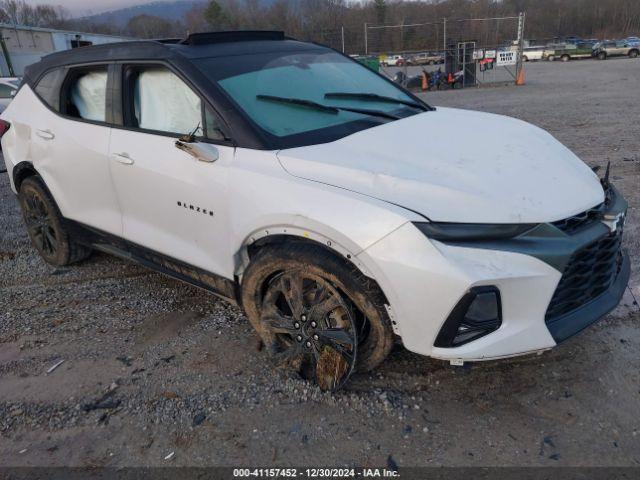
(12, 161, 39, 192)
(237, 225, 374, 278)
(236, 226, 401, 335)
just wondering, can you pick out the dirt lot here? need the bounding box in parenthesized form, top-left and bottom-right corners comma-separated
(1, 59, 639, 469)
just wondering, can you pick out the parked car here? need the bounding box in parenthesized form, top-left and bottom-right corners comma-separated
(380, 54, 405, 66)
(544, 42, 595, 61)
(1, 32, 629, 391)
(593, 40, 639, 60)
(522, 46, 545, 62)
(407, 52, 444, 66)
(0, 77, 20, 113)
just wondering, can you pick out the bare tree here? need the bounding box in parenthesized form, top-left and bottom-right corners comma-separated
(125, 14, 177, 39)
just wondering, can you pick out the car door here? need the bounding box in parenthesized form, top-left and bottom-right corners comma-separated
(108, 64, 235, 278)
(30, 64, 122, 236)
(611, 42, 626, 57)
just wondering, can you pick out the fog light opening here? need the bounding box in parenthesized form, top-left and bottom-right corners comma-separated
(434, 286, 502, 348)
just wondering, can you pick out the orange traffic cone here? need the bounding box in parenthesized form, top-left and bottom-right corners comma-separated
(516, 66, 526, 85)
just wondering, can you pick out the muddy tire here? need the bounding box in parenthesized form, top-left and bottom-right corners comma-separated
(18, 176, 91, 266)
(598, 51, 607, 60)
(241, 243, 395, 375)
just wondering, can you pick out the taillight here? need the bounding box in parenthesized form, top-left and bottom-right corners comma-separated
(0, 120, 10, 138)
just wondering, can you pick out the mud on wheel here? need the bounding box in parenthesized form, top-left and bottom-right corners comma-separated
(18, 176, 91, 266)
(241, 243, 395, 391)
(260, 271, 357, 390)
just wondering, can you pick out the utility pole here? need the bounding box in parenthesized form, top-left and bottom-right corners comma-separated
(443, 18, 447, 64)
(341, 25, 345, 53)
(515, 12, 526, 85)
(364, 22, 368, 55)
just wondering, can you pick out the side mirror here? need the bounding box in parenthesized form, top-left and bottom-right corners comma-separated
(175, 139, 219, 163)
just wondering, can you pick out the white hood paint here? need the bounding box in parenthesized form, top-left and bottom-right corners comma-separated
(277, 107, 604, 223)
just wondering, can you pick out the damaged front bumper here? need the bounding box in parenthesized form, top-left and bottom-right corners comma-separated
(360, 184, 629, 361)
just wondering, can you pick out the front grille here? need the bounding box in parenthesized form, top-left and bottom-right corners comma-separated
(545, 230, 623, 321)
(552, 184, 613, 234)
(551, 202, 605, 234)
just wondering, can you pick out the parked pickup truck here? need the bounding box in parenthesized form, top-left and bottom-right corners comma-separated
(543, 42, 595, 62)
(593, 40, 639, 60)
(407, 52, 444, 66)
(380, 54, 405, 67)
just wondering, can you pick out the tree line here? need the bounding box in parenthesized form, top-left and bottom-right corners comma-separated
(0, 0, 638, 53)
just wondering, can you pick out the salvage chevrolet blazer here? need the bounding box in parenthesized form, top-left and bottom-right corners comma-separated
(1, 31, 629, 390)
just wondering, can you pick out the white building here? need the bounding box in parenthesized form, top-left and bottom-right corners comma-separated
(0, 24, 130, 77)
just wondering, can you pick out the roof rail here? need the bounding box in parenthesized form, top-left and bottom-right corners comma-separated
(180, 30, 286, 46)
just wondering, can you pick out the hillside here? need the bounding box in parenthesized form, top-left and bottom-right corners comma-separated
(79, 1, 207, 27)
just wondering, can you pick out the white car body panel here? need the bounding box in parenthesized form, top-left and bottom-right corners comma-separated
(278, 107, 603, 224)
(108, 127, 235, 277)
(361, 222, 558, 359)
(2, 87, 122, 234)
(227, 148, 421, 277)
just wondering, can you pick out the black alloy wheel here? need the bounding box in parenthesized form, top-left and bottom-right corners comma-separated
(22, 186, 59, 260)
(259, 270, 357, 391)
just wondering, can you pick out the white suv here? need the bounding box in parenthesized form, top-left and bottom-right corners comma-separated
(1, 32, 629, 390)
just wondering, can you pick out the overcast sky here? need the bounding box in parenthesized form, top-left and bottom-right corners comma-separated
(24, 0, 172, 17)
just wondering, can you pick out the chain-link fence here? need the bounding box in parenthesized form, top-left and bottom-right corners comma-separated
(292, 14, 525, 91)
(365, 14, 525, 90)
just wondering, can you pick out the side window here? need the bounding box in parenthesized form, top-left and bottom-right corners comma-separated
(125, 66, 228, 142)
(61, 67, 108, 122)
(0, 84, 15, 99)
(130, 67, 202, 135)
(35, 68, 66, 111)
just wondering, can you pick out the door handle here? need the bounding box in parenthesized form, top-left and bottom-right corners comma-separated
(111, 152, 134, 165)
(35, 129, 55, 140)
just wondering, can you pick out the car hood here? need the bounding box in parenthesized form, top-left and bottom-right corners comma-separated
(277, 107, 604, 223)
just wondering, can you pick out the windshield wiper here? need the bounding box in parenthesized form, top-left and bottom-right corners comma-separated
(256, 94, 400, 120)
(257, 94, 339, 114)
(324, 92, 428, 111)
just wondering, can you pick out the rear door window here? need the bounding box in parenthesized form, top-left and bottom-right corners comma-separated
(61, 67, 108, 122)
(35, 68, 66, 111)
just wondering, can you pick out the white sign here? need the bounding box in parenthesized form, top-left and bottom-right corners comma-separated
(496, 50, 517, 66)
(484, 49, 497, 59)
(473, 49, 484, 60)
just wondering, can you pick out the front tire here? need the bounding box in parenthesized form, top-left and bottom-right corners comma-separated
(547, 55, 556, 62)
(18, 176, 91, 266)
(241, 243, 395, 383)
(561, 54, 570, 62)
(598, 52, 607, 60)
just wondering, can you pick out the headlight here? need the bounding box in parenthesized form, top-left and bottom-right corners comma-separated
(413, 222, 537, 241)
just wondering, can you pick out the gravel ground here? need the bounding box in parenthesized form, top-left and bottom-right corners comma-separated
(1, 58, 639, 468)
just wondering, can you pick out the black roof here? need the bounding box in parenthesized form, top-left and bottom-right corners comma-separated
(24, 31, 325, 84)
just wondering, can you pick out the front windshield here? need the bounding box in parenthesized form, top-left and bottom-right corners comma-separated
(195, 50, 426, 145)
